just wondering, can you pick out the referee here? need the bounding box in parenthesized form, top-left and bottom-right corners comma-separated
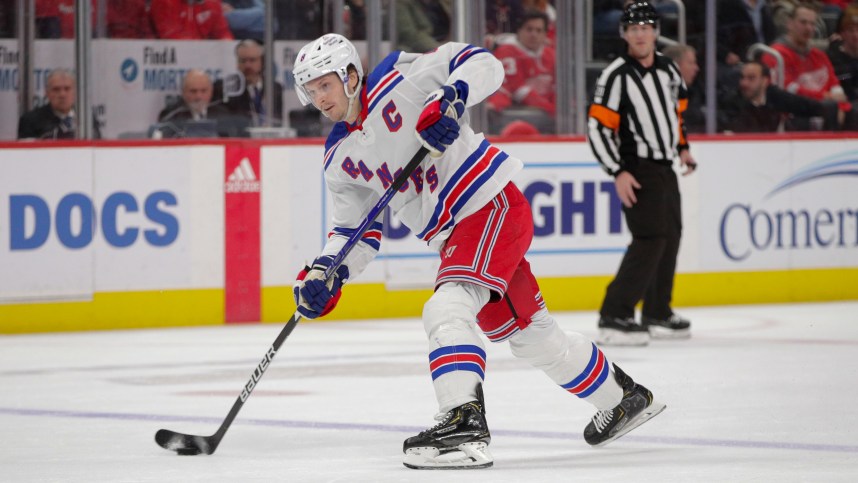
(587, 1, 697, 346)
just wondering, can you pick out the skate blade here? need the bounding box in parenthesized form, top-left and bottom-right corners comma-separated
(592, 401, 667, 448)
(648, 326, 691, 340)
(597, 329, 650, 347)
(403, 442, 493, 470)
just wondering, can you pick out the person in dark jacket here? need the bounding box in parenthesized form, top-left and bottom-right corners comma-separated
(157, 69, 239, 137)
(717, 0, 777, 66)
(213, 39, 283, 127)
(827, 4, 858, 102)
(18, 69, 102, 139)
(721, 61, 844, 132)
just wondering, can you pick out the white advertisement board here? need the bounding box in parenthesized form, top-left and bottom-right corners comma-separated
(92, 146, 224, 291)
(3, 138, 857, 307)
(0, 147, 94, 301)
(0, 145, 224, 303)
(697, 139, 858, 271)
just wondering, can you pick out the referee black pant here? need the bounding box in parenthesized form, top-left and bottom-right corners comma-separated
(600, 160, 682, 321)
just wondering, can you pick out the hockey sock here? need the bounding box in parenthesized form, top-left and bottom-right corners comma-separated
(423, 282, 490, 412)
(509, 309, 622, 410)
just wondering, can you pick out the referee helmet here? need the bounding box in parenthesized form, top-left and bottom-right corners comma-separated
(620, 2, 660, 36)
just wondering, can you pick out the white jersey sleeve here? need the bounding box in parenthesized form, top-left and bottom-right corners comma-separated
(396, 42, 506, 107)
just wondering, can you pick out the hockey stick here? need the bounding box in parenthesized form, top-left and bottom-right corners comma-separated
(155, 146, 429, 456)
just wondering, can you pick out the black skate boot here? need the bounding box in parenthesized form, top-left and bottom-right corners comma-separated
(597, 315, 650, 346)
(403, 384, 492, 469)
(583, 364, 666, 447)
(642, 313, 691, 339)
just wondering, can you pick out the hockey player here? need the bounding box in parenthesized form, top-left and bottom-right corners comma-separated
(291, 33, 666, 470)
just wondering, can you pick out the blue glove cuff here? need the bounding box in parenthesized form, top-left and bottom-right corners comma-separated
(450, 80, 469, 105)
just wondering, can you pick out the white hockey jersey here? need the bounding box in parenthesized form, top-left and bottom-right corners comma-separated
(317, 42, 524, 279)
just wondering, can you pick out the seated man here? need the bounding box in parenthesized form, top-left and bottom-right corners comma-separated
(721, 61, 844, 132)
(213, 39, 283, 126)
(18, 68, 102, 139)
(663, 44, 704, 133)
(487, 10, 556, 133)
(157, 69, 238, 137)
(763, 2, 850, 112)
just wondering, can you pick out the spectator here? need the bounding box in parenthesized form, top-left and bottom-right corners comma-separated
(663, 44, 705, 132)
(827, 3, 858, 101)
(487, 10, 556, 133)
(521, 0, 556, 46)
(593, 0, 627, 59)
(764, 2, 851, 108)
(275, 0, 323, 40)
(485, 0, 524, 38)
(150, 0, 233, 40)
(395, 0, 451, 52)
(717, 0, 777, 67)
(213, 39, 283, 126)
(34, 0, 61, 38)
(0, 0, 14, 38)
(18, 69, 102, 140)
(345, 0, 367, 40)
(721, 60, 843, 132)
(157, 69, 235, 137)
(222, 0, 273, 40)
(822, 0, 849, 12)
(34, 0, 154, 39)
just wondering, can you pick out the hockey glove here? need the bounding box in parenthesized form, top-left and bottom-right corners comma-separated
(293, 255, 349, 319)
(416, 80, 469, 157)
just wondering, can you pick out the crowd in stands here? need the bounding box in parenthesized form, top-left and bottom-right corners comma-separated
(10, 0, 858, 139)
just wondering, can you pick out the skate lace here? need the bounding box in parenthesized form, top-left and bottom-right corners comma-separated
(420, 411, 453, 435)
(592, 409, 613, 433)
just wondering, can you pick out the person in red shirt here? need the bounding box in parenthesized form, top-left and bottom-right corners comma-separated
(150, 0, 234, 40)
(764, 2, 849, 108)
(35, 0, 154, 39)
(487, 10, 556, 126)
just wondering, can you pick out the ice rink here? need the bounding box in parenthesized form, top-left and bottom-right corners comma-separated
(2, 301, 857, 482)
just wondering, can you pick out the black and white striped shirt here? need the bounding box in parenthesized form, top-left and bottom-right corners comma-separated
(587, 52, 690, 176)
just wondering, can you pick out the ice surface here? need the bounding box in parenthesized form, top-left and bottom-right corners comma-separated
(2, 302, 857, 482)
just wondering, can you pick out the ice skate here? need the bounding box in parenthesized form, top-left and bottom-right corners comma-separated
(596, 316, 650, 346)
(403, 385, 492, 469)
(583, 364, 665, 447)
(642, 313, 691, 339)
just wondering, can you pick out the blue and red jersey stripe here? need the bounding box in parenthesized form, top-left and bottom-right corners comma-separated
(449, 45, 491, 73)
(330, 222, 383, 251)
(417, 140, 508, 242)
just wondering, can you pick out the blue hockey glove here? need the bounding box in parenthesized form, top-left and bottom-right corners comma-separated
(416, 80, 469, 157)
(293, 255, 349, 319)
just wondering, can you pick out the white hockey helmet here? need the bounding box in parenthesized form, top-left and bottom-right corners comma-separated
(293, 33, 364, 106)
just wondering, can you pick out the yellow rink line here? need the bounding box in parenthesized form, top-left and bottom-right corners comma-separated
(2, 268, 857, 333)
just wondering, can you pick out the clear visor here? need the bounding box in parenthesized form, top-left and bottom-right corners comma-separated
(296, 68, 358, 110)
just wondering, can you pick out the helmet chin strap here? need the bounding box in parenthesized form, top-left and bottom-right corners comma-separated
(341, 77, 361, 123)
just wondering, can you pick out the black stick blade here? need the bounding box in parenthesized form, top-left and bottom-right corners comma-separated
(155, 429, 214, 455)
